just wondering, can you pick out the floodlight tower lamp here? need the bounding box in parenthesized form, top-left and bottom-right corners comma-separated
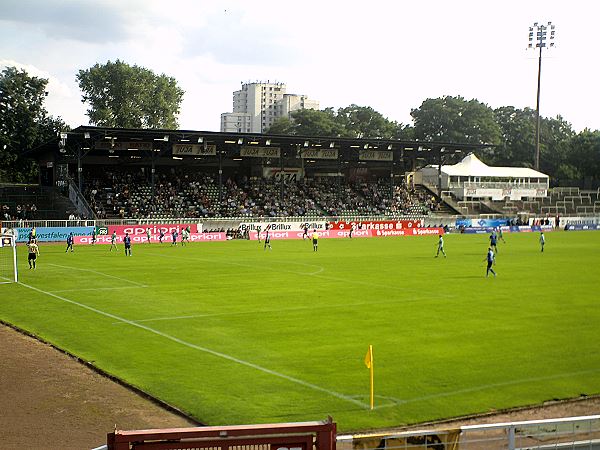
(528, 21, 556, 171)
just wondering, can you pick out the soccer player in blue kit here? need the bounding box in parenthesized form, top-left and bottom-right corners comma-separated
(124, 232, 132, 256)
(489, 230, 498, 254)
(484, 247, 497, 277)
(65, 232, 74, 252)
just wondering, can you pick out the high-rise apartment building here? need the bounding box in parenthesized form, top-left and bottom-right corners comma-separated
(220, 82, 319, 133)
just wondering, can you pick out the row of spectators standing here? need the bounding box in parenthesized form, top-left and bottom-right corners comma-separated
(2, 203, 37, 221)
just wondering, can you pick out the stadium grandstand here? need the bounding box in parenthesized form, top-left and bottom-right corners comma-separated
(8, 126, 481, 223)
(3, 125, 598, 225)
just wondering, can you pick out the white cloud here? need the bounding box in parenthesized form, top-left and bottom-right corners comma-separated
(0, 59, 87, 125)
(0, 0, 598, 132)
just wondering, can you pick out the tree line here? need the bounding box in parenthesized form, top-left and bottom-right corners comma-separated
(268, 99, 599, 188)
(1, 61, 598, 187)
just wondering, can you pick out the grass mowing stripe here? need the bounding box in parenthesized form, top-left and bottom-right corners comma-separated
(374, 368, 600, 410)
(47, 263, 148, 287)
(50, 286, 149, 293)
(16, 280, 369, 409)
(3, 232, 598, 429)
(120, 292, 456, 325)
(152, 252, 327, 277)
(151, 251, 458, 300)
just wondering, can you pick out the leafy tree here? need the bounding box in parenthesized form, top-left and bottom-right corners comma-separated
(0, 66, 66, 182)
(411, 96, 502, 146)
(335, 104, 397, 138)
(77, 60, 184, 129)
(266, 117, 294, 135)
(538, 115, 574, 181)
(566, 129, 600, 185)
(492, 106, 537, 167)
(267, 108, 347, 137)
(392, 123, 415, 140)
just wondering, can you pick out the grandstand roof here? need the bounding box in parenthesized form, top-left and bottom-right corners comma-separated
(26, 125, 494, 166)
(441, 153, 548, 178)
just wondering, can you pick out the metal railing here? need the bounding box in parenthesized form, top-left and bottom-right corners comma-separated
(67, 177, 95, 220)
(337, 415, 600, 450)
(450, 182, 548, 190)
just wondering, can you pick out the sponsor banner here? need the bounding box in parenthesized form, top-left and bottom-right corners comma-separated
(94, 141, 153, 151)
(75, 232, 226, 245)
(359, 150, 393, 161)
(96, 223, 198, 237)
(248, 228, 444, 240)
(172, 144, 217, 156)
(239, 221, 328, 232)
(509, 226, 533, 233)
(463, 188, 545, 201)
(372, 227, 444, 237)
(240, 146, 281, 158)
(300, 148, 338, 159)
(262, 167, 304, 182)
(15, 227, 93, 242)
(462, 228, 493, 234)
(463, 225, 552, 234)
(510, 225, 553, 233)
(456, 218, 508, 228)
(328, 220, 422, 231)
(565, 224, 600, 231)
(249, 229, 371, 240)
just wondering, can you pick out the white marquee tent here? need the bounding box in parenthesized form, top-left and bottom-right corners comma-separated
(414, 153, 549, 201)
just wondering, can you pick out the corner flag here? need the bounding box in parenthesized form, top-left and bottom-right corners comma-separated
(365, 345, 374, 410)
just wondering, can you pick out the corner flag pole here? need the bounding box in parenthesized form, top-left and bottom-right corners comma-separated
(364, 345, 374, 410)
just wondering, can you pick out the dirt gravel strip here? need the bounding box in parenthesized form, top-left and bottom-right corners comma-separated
(0, 323, 197, 450)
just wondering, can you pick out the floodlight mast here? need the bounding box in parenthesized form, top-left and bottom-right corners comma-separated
(528, 21, 556, 171)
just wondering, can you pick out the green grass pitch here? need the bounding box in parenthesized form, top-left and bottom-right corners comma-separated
(1, 231, 599, 431)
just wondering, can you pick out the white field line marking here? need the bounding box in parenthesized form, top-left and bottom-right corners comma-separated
(17, 281, 368, 409)
(47, 263, 147, 287)
(118, 294, 437, 325)
(152, 252, 326, 278)
(153, 252, 456, 299)
(372, 368, 600, 410)
(50, 286, 148, 293)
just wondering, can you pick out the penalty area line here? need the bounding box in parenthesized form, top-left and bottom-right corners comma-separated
(17, 281, 368, 410)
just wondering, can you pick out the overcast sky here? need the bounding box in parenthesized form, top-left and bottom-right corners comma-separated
(1, 0, 598, 132)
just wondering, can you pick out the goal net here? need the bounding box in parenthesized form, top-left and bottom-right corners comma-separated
(0, 230, 18, 284)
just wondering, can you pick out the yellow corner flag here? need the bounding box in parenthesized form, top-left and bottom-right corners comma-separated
(365, 345, 374, 410)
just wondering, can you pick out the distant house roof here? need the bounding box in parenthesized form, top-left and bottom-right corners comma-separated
(441, 153, 548, 178)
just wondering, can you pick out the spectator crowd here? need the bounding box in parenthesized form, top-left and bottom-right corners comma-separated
(80, 167, 440, 220)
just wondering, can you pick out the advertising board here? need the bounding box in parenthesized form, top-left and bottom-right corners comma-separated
(371, 227, 444, 237)
(456, 218, 509, 228)
(74, 232, 226, 245)
(248, 228, 443, 240)
(95, 223, 198, 236)
(327, 220, 422, 231)
(564, 224, 600, 231)
(239, 221, 328, 232)
(15, 226, 94, 243)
